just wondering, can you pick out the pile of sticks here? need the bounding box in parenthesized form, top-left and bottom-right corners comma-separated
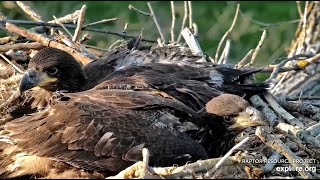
(0, 1, 319, 179)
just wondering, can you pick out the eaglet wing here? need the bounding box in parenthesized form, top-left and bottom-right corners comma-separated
(4, 89, 207, 172)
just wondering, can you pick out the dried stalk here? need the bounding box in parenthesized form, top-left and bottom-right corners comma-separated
(218, 39, 231, 64)
(246, 29, 267, 67)
(52, 15, 74, 38)
(236, 49, 254, 68)
(296, 1, 304, 18)
(170, 1, 176, 43)
(188, 1, 193, 29)
(147, 2, 166, 44)
(214, 3, 240, 63)
(177, 1, 188, 42)
(72, 5, 86, 42)
(82, 18, 118, 28)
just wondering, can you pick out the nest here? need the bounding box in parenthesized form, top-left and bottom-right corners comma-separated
(0, 1, 319, 179)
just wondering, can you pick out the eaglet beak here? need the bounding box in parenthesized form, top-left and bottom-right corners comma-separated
(19, 68, 57, 93)
(231, 106, 269, 130)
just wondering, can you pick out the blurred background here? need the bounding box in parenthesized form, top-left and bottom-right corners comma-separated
(0, 1, 300, 71)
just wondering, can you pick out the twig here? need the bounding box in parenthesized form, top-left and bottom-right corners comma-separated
(52, 15, 74, 39)
(0, 42, 43, 52)
(128, 5, 151, 16)
(188, 1, 193, 29)
(205, 137, 250, 178)
(170, 1, 176, 43)
(5, 23, 92, 65)
(246, 29, 267, 67)
(255, 127, 313, 179)
(0, 53, 24, 74)
(147, 2, 166, 44)
(0, 19, 156, 43)
(264, 92, 304, 127)
(82, 18, 118, 28)
(214, 3, 240, 63)
(177, 1, 188, 42)
(296, 1, 304, 18)
(15, 1, 42, 22)
(72, 5, 86, 42)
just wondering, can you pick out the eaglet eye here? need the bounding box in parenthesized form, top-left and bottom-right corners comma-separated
(46, 67, 59, 76)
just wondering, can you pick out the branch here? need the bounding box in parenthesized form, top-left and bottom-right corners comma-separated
(264, 92, 304, 127)
(255, 127, 314, 179)
(214, 3, 240, 63)
(5, 23, 92, 65)
(128, 5, 151, 16)
(15, 1, 42, 22)
(250, 95, 280, 127)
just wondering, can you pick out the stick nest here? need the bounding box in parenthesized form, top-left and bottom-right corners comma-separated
(0, 1, 319, 179)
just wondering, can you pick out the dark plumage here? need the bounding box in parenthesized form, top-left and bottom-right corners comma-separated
(0, 45, 268, 178)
